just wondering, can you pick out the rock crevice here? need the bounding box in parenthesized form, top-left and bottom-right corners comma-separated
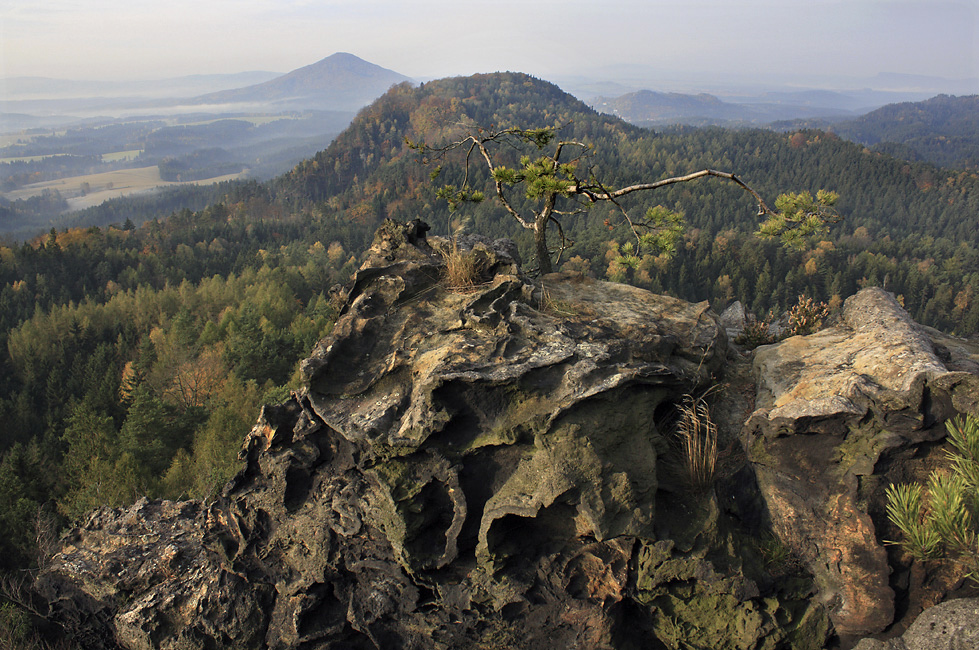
(37, 222, 979, 649)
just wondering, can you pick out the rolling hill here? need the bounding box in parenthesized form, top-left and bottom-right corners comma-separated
(829, 94, 979, 169)
(587, 89, 855, 127)
(270, 71, 979, 331)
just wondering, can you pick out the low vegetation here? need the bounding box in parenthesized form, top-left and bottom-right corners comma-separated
(2, 72, 979, 645)
(441, 238, 488, 291)
(886, 413, 979, 584)
(735, 294, 832, 349)
(674, 391, 719, 491)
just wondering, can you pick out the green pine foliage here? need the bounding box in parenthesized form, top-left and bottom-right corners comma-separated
(271, 73, 979, 333)
(2, 72, 979, 603)
(0, 201, 356, 575)
(886, 414, 979, 584)
(831, 95, 979, 170)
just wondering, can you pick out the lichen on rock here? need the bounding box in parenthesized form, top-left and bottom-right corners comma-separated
(746, 287, 979, 638)
(36, 222, 979, 649)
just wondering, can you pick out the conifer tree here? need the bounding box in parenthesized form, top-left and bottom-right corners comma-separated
(411, 124, 840, 273)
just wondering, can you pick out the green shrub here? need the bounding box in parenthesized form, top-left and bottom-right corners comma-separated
(783, 295, 830, 337)
(735, 295, 830, 350)
(886, 414, 979, 584)
(735, 314, 777, 349)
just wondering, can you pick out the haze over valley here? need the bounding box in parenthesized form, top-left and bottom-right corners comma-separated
(3, 3, 979, 648)
(2, 48, 977, 242)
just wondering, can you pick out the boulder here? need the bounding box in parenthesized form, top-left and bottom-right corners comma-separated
(745, 287, 979, 636)
(719, 300, 747, 339)
(37, 223, 978, 649)
(37, 499, 273, 650)
(43, 220, 777, 650)
(852, 597, 979, 650)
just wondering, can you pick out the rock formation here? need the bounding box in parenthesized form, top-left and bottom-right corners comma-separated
(852, 597, 979, 650)
(746, 287, 979, 638)
(37, 220, 979, 649)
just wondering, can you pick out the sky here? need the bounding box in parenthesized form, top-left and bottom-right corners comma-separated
(2, 0, 977, 90)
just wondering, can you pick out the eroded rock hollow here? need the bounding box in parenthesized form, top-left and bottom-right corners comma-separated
(38, 220, 979, 649)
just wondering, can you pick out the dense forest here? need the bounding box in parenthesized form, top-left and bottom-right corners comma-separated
(2, 72, 978, 646)
(0, 200, 368, 645)
(831, 94, 979, 170)
(277, 75, 979, 330)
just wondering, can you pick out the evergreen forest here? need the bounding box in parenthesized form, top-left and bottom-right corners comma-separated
(1, 72, 978, 645)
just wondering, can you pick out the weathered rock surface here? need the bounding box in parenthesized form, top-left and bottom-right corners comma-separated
(746, 287, 979, 637)
(852, 597, 979, 650)
(39, 499, 273, 650)
(719, 300, 747, 339)
(38, 220, 746, 649)
(36, 222, 979, 649)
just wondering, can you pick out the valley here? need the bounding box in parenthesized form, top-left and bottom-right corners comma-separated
(3, 54, 976, 244)
(4, 164, 247, 211)
(0, 52, 977, 650)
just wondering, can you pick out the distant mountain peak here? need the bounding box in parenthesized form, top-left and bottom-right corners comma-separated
(192, 53, 412, 112)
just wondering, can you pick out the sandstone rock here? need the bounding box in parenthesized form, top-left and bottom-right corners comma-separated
(37, 499, 272, 650)
(41, 224, 978, 649)
(851, 597, 979, 650)
(43, 220, 772, 649)
(719, 300, 747, 339)
(745, 287, 979, 636)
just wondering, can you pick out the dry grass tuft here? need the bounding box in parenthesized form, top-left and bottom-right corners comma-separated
(675, 393, 718, 491)
(538, 285, 579, 316)
(442, 238, 487, 292)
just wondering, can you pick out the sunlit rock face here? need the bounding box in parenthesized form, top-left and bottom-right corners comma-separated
(746, 287, 979, 636)
(39, 220, 736, 649)
(37, 221, 979, 650)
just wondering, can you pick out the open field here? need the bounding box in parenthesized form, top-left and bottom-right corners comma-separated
(0, 153, 72, 164)
(0, 150, 141, 164)
(179, 115, 298, 127)
(101, 150, 142, 162)
(1, 165, 246, 211)
(0, 132, 67, 147)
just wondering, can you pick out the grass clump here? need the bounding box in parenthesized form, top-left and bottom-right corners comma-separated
(442, 238, 488, 292)
(675, 391, 718, 491)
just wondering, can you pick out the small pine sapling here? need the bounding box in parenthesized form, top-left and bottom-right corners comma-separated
(886, 414, 979, 584)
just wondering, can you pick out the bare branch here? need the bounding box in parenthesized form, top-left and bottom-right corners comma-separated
(413, 122, 839, 275)
(472, 136, 535, 230)
(575, 168, 778, 216)
(547, 214, 574, 267)
(591, 177, 647, 248)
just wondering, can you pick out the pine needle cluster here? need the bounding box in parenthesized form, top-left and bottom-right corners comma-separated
(886, 414, 979, 584)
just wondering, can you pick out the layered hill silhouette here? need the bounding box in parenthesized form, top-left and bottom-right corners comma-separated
(268, 71, 979, 332)
(830, 94, 979, 169)
(190, 52, 412, 111)
(588, 89, 855, 127)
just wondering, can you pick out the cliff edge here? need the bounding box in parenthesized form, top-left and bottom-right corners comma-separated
(37, 220, 979, 649)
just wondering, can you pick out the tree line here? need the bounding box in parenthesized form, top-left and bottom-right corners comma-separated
(2, 73, 978, 644)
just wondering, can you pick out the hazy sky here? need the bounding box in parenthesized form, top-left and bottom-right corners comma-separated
(2, 0, 977, 87)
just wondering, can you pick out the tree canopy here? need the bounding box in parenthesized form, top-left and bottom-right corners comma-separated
(410, 122, 840, 273)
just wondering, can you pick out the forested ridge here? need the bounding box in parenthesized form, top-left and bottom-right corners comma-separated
(278, 74, 979, 328)
(830, 94, 979, 170)
(0, 196, 368, 593)
(1, 72, 978, 644)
